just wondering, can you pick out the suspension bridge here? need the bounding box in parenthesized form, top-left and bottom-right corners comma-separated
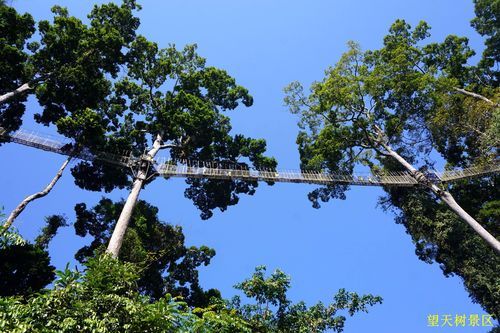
(1, 127, 498, 187)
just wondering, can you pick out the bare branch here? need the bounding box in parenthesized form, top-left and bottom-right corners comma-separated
(159, 143, 178, 149)
(454, 87, 499, 106)
(0, 83, 32, 104)
(0, 156, 72, 236)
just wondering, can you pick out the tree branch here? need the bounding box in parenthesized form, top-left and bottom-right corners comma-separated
(0, 156, 72, 236)
(453, 87, 499, 107)
(0, 74, 51, 105)
(360, 125, 391, 157)
(0, 83, 33, 104)
(159, 143, 178, 149)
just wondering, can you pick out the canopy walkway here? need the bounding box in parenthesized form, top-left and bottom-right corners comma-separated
(1, 127, 499, 187)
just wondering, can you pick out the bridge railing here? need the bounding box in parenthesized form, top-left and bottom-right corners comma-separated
(2, 126, 498, 187)
(155, 160, 419, 186)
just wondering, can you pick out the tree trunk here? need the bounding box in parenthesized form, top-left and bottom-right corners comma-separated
(106, 134, 163, 257)
(0, 156, 71, 236)
(382, 143, 500, 255)
(0, 83, 32, 104)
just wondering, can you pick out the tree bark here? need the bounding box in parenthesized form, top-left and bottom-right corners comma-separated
(0, 156, 71, 236)
(0, 83, 32, 104)
(381, 142, 500, 255)
(453, 87, 499, 107)
(106, 134, 163, 257)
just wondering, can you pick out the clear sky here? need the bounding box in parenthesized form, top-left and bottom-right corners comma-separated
(2, 0, 496, 332)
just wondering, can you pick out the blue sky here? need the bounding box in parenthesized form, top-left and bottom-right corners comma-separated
(1, 0, 496, 332)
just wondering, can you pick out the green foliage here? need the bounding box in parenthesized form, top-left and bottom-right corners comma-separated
(35, 214, 68, 249)
(428, 90, 499, 165)
(471, 0, 499, 80)
(0, 208, 24, 248)
(0, 257, 381, 333)
(0, 204, 380, 332)
(285, 26, 438, 207)
(0, 2, 34, 131)
(0, 1, 141, 138)
(0, 243, 55, 297)
(232, 266, 382, 333)
(0, 208, 55, 297)
(0, 230, 55, 297)
(0, 255, 198, 333)
(422, 0, 499, 164)
(71, 198, 219, 307)
(192, 298, 252, 333)
(32, 1, 140, 126)
(54, 263, 82, 289)
(0, 226, 25, 248)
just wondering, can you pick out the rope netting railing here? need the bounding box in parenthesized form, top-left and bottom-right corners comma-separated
(440, 163, 500, 181)
(1, 127, 136, 167)
(1, 126, 498, 187)
(154, 158, 418, 186)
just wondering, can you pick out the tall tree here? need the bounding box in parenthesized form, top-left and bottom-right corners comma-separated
(285, 18, 499, 317)
(70, 198, 220, 307)
(381, 2, 500, 319)
(64, 36, 276, 257)
(284, 27, 498, 253)
(0, 1, 141, 235)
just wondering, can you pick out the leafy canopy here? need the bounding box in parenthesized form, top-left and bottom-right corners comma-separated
(0, 256, 381, 333)
(0, 2, 34, 131)
(231, 266, 383, 333)
(69, 37, 276, 219)
(0, 1, 141, 138)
